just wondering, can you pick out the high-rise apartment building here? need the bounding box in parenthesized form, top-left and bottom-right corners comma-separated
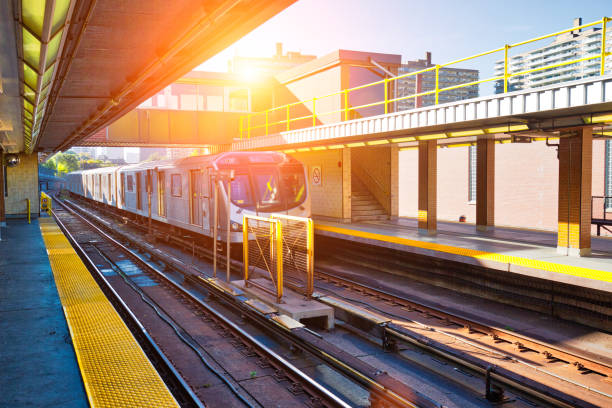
(494, 18, 612, 93)
(493, 18, 612, 206)
(396, 52, 479, 111)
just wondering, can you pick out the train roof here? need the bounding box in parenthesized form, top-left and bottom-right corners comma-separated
(67, 152, 302, 176)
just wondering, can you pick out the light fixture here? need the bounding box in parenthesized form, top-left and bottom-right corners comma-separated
(585, 113, 612, 124)
(346, 142, 365, 147)
(448, 129, 484, 137)
(18, 0, 71, 153)
(366, 139, 389, 145)
(296, 147, 311, 152)
(391, 136, 415, 143)
(417, 133, 447, 140)
(312, 146, 327, 150)
(327, 144, 344, 149)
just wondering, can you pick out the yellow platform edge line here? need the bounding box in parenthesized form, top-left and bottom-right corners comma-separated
(315, 224, 612, 283)
(39, 218, 179, 408)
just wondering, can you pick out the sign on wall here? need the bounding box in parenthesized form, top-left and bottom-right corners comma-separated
(311, 165, 322, 186)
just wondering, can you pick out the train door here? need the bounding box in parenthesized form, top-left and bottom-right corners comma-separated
(107, 174, 112, 204)
(119, 173, 125, 207)
(136, 172, 142, 210)
(158, 171, 166, 217)
(98, 174, 102, 201)
(190, 169, 203, 226)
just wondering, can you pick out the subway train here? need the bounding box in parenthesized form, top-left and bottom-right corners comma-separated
(65, 152, 310, 243)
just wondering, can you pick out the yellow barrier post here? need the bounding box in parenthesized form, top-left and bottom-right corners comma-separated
(26, 198, 30, 224)
(344, 89, 349, 121)
(434, 65, 440, 105)
(312, 98, 316, 127)
(384, 78, 388, 114)
(243, 216, 249, 286)
(275, 220, 283, 304)
(307, 218, 314, 296)
(601, 17, 608, 76)
(504, 44, 510, 93)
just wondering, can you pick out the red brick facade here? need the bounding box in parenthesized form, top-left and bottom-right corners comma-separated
(399, 138, 609, 236)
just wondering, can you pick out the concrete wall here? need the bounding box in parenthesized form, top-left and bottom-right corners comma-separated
(290, 149, 345, 218)
(5, 153, 39, 216)
(398, 139, 609, 235)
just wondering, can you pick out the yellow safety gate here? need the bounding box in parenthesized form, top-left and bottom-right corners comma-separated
(242, 214, 283, 303)
(271, 214, 314, 299)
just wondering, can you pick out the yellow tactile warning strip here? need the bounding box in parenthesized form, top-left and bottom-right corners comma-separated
(39, 218, 179, 408)
(315, 224, 612, 283)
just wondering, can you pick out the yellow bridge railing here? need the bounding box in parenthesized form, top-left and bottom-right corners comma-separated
(240, 17, 610, 139)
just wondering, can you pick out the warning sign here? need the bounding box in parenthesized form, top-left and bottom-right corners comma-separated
(312, 166, 322, 186)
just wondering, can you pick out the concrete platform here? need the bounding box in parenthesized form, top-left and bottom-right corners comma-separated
(314, 217, 612, 292)
(0, 218, 88, 408)
(233, 278, 334, 329)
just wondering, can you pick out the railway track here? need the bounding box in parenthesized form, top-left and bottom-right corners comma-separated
(54, 196, 444, 408)
(59, 193, 612, 407)
(52, 203, 354, 408)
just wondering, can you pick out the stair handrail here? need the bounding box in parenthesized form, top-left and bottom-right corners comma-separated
(352, 163, 390, 214)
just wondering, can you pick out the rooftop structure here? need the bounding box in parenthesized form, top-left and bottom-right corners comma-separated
(229, 42, 317, 78)
(397, 52, 479, 110)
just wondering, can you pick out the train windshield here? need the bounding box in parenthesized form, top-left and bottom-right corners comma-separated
(280, 167, 306, 206)
(229, 174, 253, 206)
(228, 166, 306, 211)
(253, 169, 282, 209)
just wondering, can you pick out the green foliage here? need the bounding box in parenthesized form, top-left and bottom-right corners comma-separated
(41, 150, 117, 175)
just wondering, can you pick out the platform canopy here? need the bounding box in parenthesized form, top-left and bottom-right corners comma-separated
(0, 0, 296, 155)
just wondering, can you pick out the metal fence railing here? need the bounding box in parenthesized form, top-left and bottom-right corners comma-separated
(242, 214, 283, 303)
(239, 17, 610, 139)
(591, 196, 612, 236)
(271, 214, 314, 299)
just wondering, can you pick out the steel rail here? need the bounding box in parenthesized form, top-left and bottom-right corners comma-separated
(59, 197, 440, 408)
(314, 266, 612, 379)
(58, 200, 412, 407)
(66, 192, 612, 406)
(313, 265, 612, 406)
(49, 206, 204, 408)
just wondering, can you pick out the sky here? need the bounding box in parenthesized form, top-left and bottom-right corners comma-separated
(197, 0, 611, 93)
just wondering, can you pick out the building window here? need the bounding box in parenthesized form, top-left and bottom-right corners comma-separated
(126, 175, 134, 192)
(606, 140, 612, 209)
(468, 145, 477, 203)
(171, 174, 182, 197)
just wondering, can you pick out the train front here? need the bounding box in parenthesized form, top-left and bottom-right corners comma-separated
(213, 152, 310, 242)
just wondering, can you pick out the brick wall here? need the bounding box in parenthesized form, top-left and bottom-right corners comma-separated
(5, 153, 39, 216)
(291, 149, 345, 218)
(398, 140, 608, 235)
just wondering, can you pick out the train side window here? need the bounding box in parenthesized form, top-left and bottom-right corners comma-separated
(171, 174, 182, 197)
(126, 175, 134, 192)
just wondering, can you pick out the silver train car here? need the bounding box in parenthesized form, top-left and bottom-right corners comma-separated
(65, 152, 310, 243)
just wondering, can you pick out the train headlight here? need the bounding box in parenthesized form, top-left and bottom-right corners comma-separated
(230, 222, 242, 232)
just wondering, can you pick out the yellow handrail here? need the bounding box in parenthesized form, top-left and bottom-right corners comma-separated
(26, 198, 30, 224)
(239, 17, 611, 139)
